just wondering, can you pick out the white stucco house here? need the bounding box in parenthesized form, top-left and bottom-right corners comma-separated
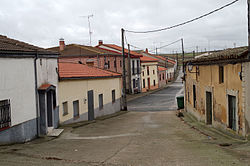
(0, 35, 59, 144)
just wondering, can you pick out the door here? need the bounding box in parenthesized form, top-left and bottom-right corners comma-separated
(88, 90, 95, 121)
(193, 85, 196, 108)
(206, 92, 212, 125)
(46, 91, 53, 127)
(73, 100, 79, 119)
(147, 78, 150, 90)
(228, 95, 236, 131)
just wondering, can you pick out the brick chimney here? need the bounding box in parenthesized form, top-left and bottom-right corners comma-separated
(145, 48, 148, 53)
(98, 40, 103, 45)
(59, 38, 65, 51)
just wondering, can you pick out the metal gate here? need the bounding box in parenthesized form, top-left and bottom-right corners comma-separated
(88, 90, 95, 121)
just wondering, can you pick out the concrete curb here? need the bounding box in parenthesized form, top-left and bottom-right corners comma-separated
(182, 111, 248, 142)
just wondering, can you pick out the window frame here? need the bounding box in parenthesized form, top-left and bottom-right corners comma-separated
(62, 101, 68, 116)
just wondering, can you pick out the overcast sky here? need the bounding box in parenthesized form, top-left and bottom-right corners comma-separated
(0, 0, 247, 53)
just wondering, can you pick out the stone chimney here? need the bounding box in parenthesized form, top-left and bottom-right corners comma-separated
(98, 40, 103, 45)
(59, 38, 65, 51)
(145, 48, 148, 53)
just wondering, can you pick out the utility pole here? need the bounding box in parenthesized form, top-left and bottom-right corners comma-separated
(80, 14, 94, 46)
(193, 50, 195, 59)
(121, 28, 127, 111)
(181, 38, 185, 73)
(156, 48, 158, 55)
(196, 46, 199, 54)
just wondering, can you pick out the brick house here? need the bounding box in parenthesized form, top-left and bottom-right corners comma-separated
(48, 39, 123, 74)
(97, 41, 143, 94)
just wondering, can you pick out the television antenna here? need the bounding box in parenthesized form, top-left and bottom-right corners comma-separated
(80, 14, 94, 46)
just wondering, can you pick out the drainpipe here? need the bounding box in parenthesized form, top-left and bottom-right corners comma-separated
(34, 51, 40, 137)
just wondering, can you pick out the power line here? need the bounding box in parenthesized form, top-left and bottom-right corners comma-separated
(125, 0, 239, 34)
(156, 39, 181, 50)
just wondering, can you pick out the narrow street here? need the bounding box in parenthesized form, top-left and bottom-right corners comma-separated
(0, 75, 249, 166)
(128, 72, 183, 112)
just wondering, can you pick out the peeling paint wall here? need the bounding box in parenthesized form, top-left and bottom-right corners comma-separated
(185, 63, 244, 135)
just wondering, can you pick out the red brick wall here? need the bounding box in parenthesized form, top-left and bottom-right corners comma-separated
(59, 55, 124, 74)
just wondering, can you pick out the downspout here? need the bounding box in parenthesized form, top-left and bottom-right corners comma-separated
(34, 51, 40, 137)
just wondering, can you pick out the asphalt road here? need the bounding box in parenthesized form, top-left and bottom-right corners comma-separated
(128, 73, 183, 112)
(1, 72, 249, 166)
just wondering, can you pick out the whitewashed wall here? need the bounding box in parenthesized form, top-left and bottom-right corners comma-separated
(0, 58, 36, 126)
(36, 58, 58, 103)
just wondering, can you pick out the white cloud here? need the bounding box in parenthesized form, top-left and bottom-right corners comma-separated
(0, 0, 247, 53)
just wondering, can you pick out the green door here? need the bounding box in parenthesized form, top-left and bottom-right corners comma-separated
(228, 95, 236, 131)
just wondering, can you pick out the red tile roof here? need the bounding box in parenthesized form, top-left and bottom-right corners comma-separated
(97, 44, 143, 58)
(158, 66, 167, 71)
(140, 56, 158, 63)
(59, 62, 121, 80)
(48, 44, 118, 56)
(38, 84, 55, 91)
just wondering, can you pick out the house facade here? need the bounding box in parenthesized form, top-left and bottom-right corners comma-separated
(58, 62, 122, 124)
(97, 41, 142, 94)
(140, 56, 159, 92)
(48, 40, 124, 74)
(184, 47, 250, 136)
(0, 35, 59, 144)
(158, 66, 167, 88)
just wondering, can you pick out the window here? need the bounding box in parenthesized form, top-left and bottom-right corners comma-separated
(114, 59, 117, 68)
(153, 80, 156, 86)
(142, 71, 144, 77)
(112, 90, 116, 103)
(0, 99, 11, 130)
(153, 70, 155, 75)
(137, 60, 140, 74)
(143, 79, 145, 88)
(73, 100, 79, 119)
(160, 74, 161, 81)
(132, 60, 135, 75)
(99, 94, 103, 110)
(219, 66, 224, 84)
(62, 102, 68, 116)
(120, 60, 122, 67)
(147, 66, 150, 75)
(163, 74, 165, 80)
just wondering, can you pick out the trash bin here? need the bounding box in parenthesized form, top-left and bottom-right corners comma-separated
(176, 96, 184, 109)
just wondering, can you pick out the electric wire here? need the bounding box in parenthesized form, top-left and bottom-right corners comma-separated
(125, 0, 239, 33)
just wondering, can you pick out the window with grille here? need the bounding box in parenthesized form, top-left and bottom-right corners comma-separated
(0, 99, 11, 130)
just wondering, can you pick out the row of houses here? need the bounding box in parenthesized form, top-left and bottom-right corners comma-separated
(184, 46, 250, 137)
(0, 35, 176, 144)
